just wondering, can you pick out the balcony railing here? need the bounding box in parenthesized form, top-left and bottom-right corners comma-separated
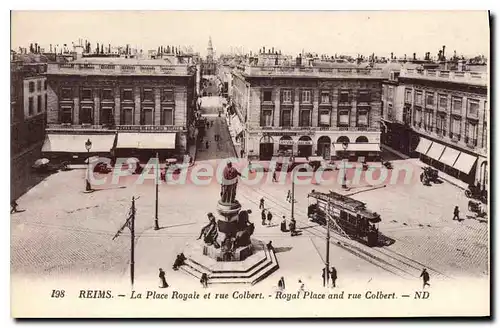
(47, 62, 192, 76)
(400, 68, 487, 86)
(254, 126, 379, 132)
(243, 65, 384, 78)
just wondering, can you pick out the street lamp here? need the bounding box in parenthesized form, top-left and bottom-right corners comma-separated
(341, 142, 348, 189)
(85, 138, 92, 192)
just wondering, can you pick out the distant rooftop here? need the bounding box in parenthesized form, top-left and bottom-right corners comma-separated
(399, 68, 487, 86)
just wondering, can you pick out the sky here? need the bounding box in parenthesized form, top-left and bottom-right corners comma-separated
(11, 11, 490, 58)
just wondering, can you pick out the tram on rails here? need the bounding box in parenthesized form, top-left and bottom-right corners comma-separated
(307, 190, 381, 247)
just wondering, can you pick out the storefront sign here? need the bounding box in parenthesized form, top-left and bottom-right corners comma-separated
(297, 140, 313, 145)
(279, 140, 295, 146)
(264, 132, 298, 137)
(116, 125, 185, 132)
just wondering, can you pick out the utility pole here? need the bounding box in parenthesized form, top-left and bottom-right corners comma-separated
(154, 152, 160, 230)
(291, 170, 295, 220)
(325, 201, 331, 288)
(112, 196, 137, 288)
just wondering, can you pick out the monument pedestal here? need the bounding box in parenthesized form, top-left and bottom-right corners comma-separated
(180, 197, 279, 285)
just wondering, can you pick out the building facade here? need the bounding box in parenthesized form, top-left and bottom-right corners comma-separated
(11, 58, 48, 157)
(44, 58, 197, 162)
(232, 63, 384, 161)
(391, 69, 488, 187)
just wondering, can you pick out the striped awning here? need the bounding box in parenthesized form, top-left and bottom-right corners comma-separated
(415, 137, 432, 154)
(116, 133, 176, 149)
(42, 134, 116, 153)
(453, 152, 477, 174)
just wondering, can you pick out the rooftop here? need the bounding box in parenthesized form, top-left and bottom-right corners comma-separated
(237, 65, 385, 79)
(399, 68, 487, 86)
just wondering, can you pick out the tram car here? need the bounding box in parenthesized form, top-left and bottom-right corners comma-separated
(307, 190, 381, 247)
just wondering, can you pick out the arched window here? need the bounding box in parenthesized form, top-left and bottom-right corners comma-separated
(356, 136, 369, 143)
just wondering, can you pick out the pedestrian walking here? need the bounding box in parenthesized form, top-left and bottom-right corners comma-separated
(452, 206, 460, 221)
(278, 277, 285, 291)
(158, 268, 169, 288)
(298, 279, 305, 292)
(330, 267, 337, 288)
(286, 190, 292, 202)
(259, 197, 265, 210)
(266, 241, 275, 252)
(211, 121, 214, 128)
(10, 199, 19, 214)
(206, 122, 210, 130)
(280, 216, 288, 232)
(289, 218, 297, 236)
(200, 273, 209, 288)
(205, 141, 209, 150)
(420, 268, 430, 289)
(240, 149, 244, 158)
(261, 209, 267, 225)
(272, 170, 278, 183)
(267, 211, 273, 225)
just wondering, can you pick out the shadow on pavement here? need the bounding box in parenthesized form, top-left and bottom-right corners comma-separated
(274, 246, 293, 254)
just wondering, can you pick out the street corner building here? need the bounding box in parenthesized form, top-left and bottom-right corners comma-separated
(228, 51, 384, 162)
(381, 59, 488, 187)
(42, 52, 198, 164)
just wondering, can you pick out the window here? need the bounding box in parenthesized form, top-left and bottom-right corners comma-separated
(80, 106, 93, 124)
(387, 104, 393, 120)
(282, 90, 292, 103)
(358, 90, 371, 103)
(357, 110, 368, 127)
(122, 107, 134, 125)
(339, 90, 350, 103)
(436, 114, 446, 135)
(122, 89, 133, 101)
(301, 90, 311, 103)
(338, 110, 350, 126)
(37, 95, 42, 113)
(321, 91, 330, 104)
(281, 109, 292, 127)
(101, 107, 114, 126)
(467, 99, 479, 117)
(451, 117, 461, 138)
(319, 110, 330, 127)
(81, 88, 92, 101)
(405, 90, 412, 103)
(415, 92, 423, 105)
(61, 88, 72, 100)
(452, 97, 462, 114)
(141, 108, 154, 125)
(28, 97, 34, 116)
(61, 106, 72, 124)
(263, 90, 272, 102)
(414, 108, 422, 126)
(439, 95, 448, 109)
(388, 87, 394, 101)
(45, 94, 47, 110)
(466, 121, 478, 145)
(423, 111, 433, 131)
(260, 109, 273, 127)
(44, 80, 47, 90)
(29, 82, 35, 93)
(299, 110, 311, 126)
(163, 89, 174, 102)
(102, 89, 113, 100)
(142, 89, 154, 102)
(426, 92, 434, 106)
(162, 107, 174, 125)
(37, 81, 42, 91)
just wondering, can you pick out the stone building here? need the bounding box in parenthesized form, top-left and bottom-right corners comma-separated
(382, 68, 488, 187)
(43, 57, 197, 162)
(231, 58, 385, 161)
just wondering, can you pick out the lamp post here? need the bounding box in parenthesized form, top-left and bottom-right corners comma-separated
(85, 138, 92, 192)
(341, 142, 348, 189)
(154, 152, 160, 231)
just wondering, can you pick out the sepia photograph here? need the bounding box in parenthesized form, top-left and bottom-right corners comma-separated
(9, 10, 490, 318)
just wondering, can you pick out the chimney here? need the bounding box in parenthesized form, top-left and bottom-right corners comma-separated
(263, 46, 266, 54)
(272, 47, 274, 54)
(50, 44, 53, 53)
(390, 52, 393, 60)
(413, 52, 416, 60)
(442, 45, 446, 59)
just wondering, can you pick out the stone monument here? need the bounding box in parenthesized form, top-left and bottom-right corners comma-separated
(181, 161, 279, 285)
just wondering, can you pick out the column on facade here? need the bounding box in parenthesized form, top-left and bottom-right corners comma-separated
(350, 96, 357, 128)
(114, 85, 121, 125)
(293, 88, 300, 127)
(273, 87, 280, 126)
(154, 87, 161, 125)
(461, 95, 467, 139)
(431, 91, 437, 132)
(445, 93, 451, 135)
(134, 86, 141, 125)
(331, 87, 338, 127)
(94, 89, 100, 125)
(73, 88, 79, 125)
(175, 86, 187, 127)
(312, 88, 319, 128)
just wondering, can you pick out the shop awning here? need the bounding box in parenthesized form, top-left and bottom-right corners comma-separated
(42, 134, 116, 153)
(415, 137, 433, 154)
(439, 147, 461, 167)
(426, 142, 446, 161)
(116, 133, 176, 149)
(333, 143, 381, 152)
(231, 115, 244, 136)
(453, 152, 477, 174)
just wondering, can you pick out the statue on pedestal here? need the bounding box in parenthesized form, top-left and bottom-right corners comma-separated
(220, 161, 242, 204)
(197, 212, 220, 248)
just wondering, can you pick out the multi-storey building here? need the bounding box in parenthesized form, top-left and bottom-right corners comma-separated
(384, 68, 488, 187)
(231, 58, 385, 161)
(11, 55, 48, 156)
(44, 57, 197, 162)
